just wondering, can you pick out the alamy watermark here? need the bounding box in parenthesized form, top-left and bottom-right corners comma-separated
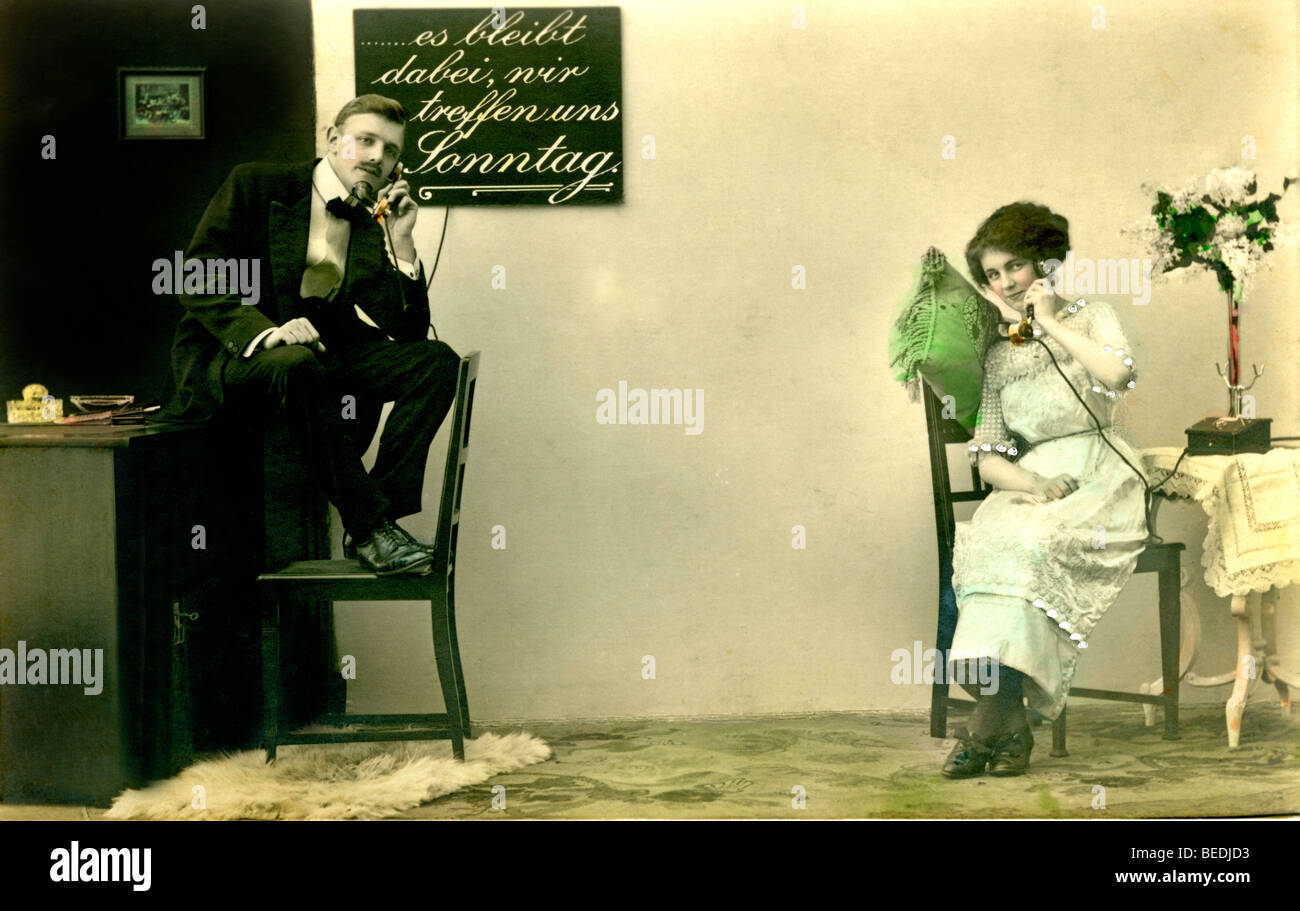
(1042, 253, 1153, 305)
(596, 381, 703, 435)
(890, 641, 999, 694)
(0, 641, 105, 695)
(49, 842, 150, 891)
(152, 251, 261, 305)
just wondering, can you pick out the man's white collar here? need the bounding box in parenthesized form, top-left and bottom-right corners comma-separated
(313, 157, 348, 203)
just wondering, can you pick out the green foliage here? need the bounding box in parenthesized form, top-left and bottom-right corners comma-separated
(1147, 177, 1289, 295)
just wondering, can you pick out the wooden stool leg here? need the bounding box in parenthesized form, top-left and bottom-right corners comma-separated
(1226, 595, 1251, 749)
(1158, 559, 1181, 740)
(261, 591, 281, 763)
(429, 586, 465, 760)
(1260, 588, 1292, 713)
(1051, 705, 1068, 757)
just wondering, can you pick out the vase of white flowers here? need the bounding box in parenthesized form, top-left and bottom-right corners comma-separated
(1134, 165, 1296, 417)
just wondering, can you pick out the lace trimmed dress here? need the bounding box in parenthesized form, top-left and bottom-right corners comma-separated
(949, 299, 1148, 719)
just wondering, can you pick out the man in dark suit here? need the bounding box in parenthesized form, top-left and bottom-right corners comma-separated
(163, 94, 459, 574)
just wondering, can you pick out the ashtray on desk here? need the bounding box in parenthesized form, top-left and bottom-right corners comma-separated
(70, 395, 135, 413)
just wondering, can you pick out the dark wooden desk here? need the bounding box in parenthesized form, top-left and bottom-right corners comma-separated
(1, 416, 342, 804)
(0, 421, 217, 804)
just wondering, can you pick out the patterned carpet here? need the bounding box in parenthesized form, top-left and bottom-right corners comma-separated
(1, 703, 1295, 820)
(395, 703, 1299, 820)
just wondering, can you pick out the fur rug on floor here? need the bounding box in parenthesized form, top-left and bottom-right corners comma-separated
(104, 732, 551, 820)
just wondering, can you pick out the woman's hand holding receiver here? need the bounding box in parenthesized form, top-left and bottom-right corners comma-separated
(1021, 278, 1062, 326)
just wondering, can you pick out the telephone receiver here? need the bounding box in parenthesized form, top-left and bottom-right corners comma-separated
(369, 162, 406, 221)
(348, 162, 403, 202)
(1009, 259, 1051, 346)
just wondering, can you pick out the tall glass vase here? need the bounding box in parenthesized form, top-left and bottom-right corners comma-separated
(1227, 285, 1241, 417)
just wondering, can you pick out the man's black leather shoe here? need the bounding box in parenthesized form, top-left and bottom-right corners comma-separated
(940, 726, 995, 779)
(391, 523, 436, 555)
(346, 524, 433, 559)
(354, 520, 435, 575)
(987, 725, 1034, 776)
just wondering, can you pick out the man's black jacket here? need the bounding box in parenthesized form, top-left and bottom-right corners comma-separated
(164, 160, 430, 421)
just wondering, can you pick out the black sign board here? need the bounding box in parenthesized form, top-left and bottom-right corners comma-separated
(354, 7, 623, 206)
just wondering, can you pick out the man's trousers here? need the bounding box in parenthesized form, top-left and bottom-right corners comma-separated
(221, 331, 461, 540)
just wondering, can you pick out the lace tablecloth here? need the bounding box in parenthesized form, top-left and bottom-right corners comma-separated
(1141, 446, 1300, 598)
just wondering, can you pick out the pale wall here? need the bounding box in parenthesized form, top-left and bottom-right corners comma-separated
(310, 0, 1300, 721)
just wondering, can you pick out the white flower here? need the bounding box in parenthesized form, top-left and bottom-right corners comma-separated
(1272, 187, 1300, 248)
(1272, 219, 1300, 250)
(1217, 236, 1261, 290)
(1205, 166, 1256, 208)
(1124, 213, 1178, 274)
(1214, 214, 1247, 241)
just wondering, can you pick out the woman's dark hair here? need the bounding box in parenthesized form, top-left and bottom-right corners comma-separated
(964, 202, 1070, 285)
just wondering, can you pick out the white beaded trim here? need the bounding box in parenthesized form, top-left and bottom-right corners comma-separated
(1057, 298, 1137, 396)
(969, 442, 1018, 456)
(1092, 336, 1138, 395)
(1029, 595, 1088, 648)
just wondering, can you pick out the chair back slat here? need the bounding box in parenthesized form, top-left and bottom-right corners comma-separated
(922, 382, 998, 623)
(923, 384, 991, 556)
(433, 352, 480, 577)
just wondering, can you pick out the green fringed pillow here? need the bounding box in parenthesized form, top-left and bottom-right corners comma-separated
(887, 247, 1000, 431)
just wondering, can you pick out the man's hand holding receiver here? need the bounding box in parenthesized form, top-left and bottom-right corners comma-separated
(378, 178, 417, 263)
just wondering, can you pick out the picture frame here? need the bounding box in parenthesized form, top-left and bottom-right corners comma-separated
(118, 66, 205, 139)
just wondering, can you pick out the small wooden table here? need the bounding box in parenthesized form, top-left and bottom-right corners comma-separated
(1141, 445, 1300, 748)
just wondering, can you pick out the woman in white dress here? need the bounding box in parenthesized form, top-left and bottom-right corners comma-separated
(942, 202, 1148, 778)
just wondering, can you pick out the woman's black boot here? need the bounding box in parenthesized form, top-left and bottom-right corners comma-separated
(940, 726, 995, 779)
(987, 725, 1034, 776)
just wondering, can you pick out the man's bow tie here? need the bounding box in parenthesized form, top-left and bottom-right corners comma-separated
(326, 196, 372, 224)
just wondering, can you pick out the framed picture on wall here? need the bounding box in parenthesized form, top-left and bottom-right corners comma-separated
(118, 67, 205, 139)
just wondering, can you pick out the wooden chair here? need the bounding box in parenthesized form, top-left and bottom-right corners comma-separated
(922, 383, 1183, 755)
(257, 351, 480, 761)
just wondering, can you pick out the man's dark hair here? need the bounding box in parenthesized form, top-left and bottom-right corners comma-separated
(965, 202, 1070, 285)
(333, 94, 410, 129)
